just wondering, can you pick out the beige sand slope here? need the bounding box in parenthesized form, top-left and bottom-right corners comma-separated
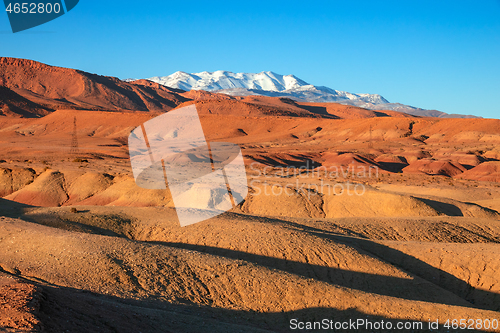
(5, 170, 67, 207)
(1, 205, 499, 332)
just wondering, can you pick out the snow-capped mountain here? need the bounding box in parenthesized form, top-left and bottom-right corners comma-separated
(143, 71, 476, 118)
(149, 71, 308, 92)
(147, 70, 391, 108)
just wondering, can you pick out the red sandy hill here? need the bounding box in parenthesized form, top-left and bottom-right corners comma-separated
(0, 57, 189, 116)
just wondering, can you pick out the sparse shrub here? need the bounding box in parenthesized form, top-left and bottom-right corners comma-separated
(70, 207, 78, 213)
(72, 158, 88, 163)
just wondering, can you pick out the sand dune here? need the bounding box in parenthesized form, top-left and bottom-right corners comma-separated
(403, 159, 467, 177)
(5, 170, 67, 207)
(323, 190, 441, 218)
(457, 161, 500, 182)
(78, 175, 172, 207)
(66, 172, 114, 204)
(3, 170, 173, 208)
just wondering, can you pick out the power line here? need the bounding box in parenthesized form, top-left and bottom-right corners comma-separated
(70, 116, 79, 155)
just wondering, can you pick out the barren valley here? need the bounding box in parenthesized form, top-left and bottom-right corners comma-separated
(1, 58, 500, 332)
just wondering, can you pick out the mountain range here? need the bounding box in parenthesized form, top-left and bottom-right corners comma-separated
(145, 71, 476, 118)
(0, 58, 477, 119)
(0, 57, 413, 120)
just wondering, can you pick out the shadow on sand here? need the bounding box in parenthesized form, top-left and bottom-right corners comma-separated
(30, 280, 469, 333)
(1, 198, 498, 332)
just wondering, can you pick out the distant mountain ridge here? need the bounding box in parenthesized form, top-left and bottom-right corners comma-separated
(0, 58, 411, 120)
(0, 58, 478, 119)
(149, 71, 309, 92)
(146, 71, 477, 118)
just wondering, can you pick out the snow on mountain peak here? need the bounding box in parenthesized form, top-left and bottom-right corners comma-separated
(145, 70, 403, 111)
(147, 70, 313, 93)
(137, 70, 472, 118)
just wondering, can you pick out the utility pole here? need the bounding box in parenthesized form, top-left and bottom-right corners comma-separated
(70, 116, 79, 155)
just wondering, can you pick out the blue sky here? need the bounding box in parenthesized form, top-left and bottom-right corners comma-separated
(1, 0, 499, 118)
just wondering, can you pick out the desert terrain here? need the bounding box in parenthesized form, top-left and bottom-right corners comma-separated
(1, 58, 500, 332)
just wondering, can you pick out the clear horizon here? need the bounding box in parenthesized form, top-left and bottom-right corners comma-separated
(1, 0, 499, 118)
